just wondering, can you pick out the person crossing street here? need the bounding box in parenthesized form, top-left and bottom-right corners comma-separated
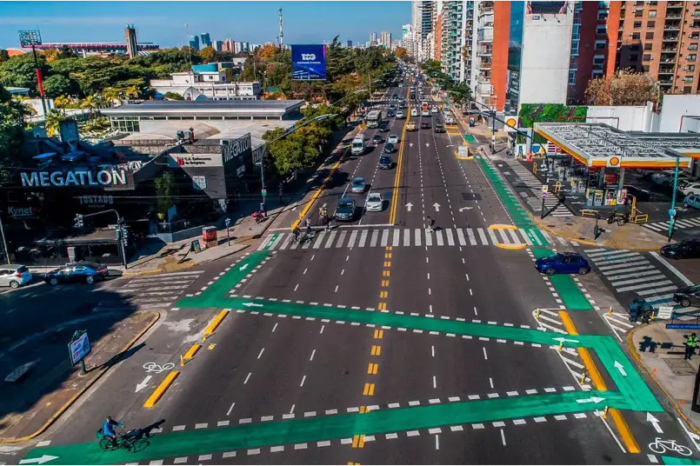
(685, 333, 698, 360)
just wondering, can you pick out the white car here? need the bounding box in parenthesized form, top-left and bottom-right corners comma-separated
(421, 110, 430, 117)
(411, 108, 418, 117)
(365, 192, 383, 212)
(388, 134, 400, 144)
(431, 106, 438, 113)
(680, 181, 700, 197)
(396, 111, 405, 119)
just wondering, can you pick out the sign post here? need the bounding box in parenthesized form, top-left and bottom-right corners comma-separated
(225, 218, 232, 246)
(540, 185, 549, 219)
(68, 330, 91, 375)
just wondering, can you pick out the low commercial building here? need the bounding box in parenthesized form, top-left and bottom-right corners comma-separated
(150, 67, 261, 101)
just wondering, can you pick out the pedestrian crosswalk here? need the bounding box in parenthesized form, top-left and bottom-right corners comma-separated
(260, 227, 577, 251)
(504, 160, 573, 218)
(583, 248, 698, 315)
(642, 216, 700, 233)
(96, 270, 204, 311)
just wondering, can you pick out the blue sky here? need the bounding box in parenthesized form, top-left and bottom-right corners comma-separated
(0, 2, 410, 49)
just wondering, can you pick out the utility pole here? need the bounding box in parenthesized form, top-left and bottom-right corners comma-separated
(279, 8, 284, 51)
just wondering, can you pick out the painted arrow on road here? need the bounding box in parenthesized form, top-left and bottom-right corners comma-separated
(239, 264, 249, 272)
(135, 376, 152, 393)
(614, 361, 627, 376)
(243, 302, 264, 308)
(646, 412, 664, 434)
(459, 207, 473, 211)
(406, 202, 413, 212)
(553, 337, 580, 344)
(576, 397, 606, 404)
(433, 203, 441, 212)
(409, 143, 414, 147)
(19, 456, 59, 465)
(426, 143, 430, 147)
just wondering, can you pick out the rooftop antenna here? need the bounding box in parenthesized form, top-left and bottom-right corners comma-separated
(279, 8, 284, 50)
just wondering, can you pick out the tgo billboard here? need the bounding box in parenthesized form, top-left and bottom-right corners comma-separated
(292, 44, 327, 81)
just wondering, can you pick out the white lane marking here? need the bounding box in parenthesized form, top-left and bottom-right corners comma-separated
(243, 373, 252, 384)
(483, 348, 488, 360)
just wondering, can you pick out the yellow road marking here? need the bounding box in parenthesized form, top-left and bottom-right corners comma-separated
(488, 224, 518, 230)
(352, 435, 365, 448)
(380, 291, 388, 299)
(495, 243, 527, 250)
(183, 344, 201, 360)
(203, 309, 229, 338)
(381, 280, 389, 287)
(374, 329, 384, 339)
(359, 405, 367, 413)
(363, 383, 375, 396)
(144, 371, 179, 408)
(348, 462, 361, 465)
(383, 270, 391, 277)
(559, 311, 639, 453)
(385, 252, 392, 259)
(367, 363, 379, 375)
(371, 345, 382, 356)
(384, 261, 391, 268)
(388, 87, 411, 224)
(386, 246, 393, 251)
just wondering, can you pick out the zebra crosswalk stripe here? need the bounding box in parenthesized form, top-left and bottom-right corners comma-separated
(381, 229, 389, 247)
(393, 229, 400, 247)
(337, 231, 347, 248)
(457, 228, 466, 246)
(325, 231, 337, 248)
(519, 229, 533, 246)
(359, 230, 368, 247)
(477, 228, 488, 245)
(446, 229, 455, 246)
(436, 230, 444, 246)
(370, 230, 380, 247)
(426, 230, 433, 246)
(467, 228, 477, 245)
(348, 230, 358, 248)
(487, 229, 499, 245)
(415, 228, 422, 247)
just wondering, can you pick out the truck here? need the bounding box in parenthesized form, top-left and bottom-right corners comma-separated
(351, 137, 366, 156)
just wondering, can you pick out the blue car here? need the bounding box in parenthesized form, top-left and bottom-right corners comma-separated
(44, 262, 110, 286)
(535, 252, 591, 276)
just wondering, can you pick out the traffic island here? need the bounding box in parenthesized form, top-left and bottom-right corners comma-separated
(0, 310, 159, 443)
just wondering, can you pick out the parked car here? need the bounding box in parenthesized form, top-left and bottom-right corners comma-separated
(673, 285, 700, 308)
(44, 262, 109, 286)
(0, 265, 32, 289)
(351, 177, 366, 193)
(684, 193, 700, 210)
(660, 239, 700, 260)
(379, 155, 394, 169)
(365, 192, 383, 212)
(334, 198, 356, 222)
(534, 252, 591, 276)
(623, 185, 652, 202)
(388, 134, 400, 145)
(680, 181, 700, 197)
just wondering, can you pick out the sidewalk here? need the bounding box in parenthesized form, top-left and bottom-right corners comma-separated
(630, 322, 700, 435)
(0, 310, 159, 442)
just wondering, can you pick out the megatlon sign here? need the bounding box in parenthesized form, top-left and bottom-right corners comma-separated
(20, 170, 128, 188)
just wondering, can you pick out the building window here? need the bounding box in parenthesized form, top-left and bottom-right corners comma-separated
(647, 21, 655, 28)
(643, 65, 650, 72)
(595, 40, 607, 50)
(634, 10, 643, 17)
(684, 86, 692, 93)
(646, 32, 654, 40)
(691, 32, 700, 39)
(569, 70, 576, 86)
(597, 25, 607, 35)
(594, 54, 606, 65)
(592, 70, 604, 78)
(648, 1, 658, 5)
(645, 43, 653, 50)
(688, 64, 697, 71)
(689, 54, 698, 61)
(597, 11, 608, 20)
(634, 21, 642, 28)
(643, 54, 652, 61)
(684, 76, 694, 83)
(690, 43, 699, 50)
(631, 33, 641, 40)
(648, 10, 657, 18)
(693, 10, 700, 16)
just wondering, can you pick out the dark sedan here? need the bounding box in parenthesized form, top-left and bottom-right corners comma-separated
(44, 262, 109, 286)
(623, 185, 652, 202)
(660, 239, 700, 260)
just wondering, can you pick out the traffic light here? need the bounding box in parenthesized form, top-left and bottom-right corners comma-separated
(74, 214, 83, 228)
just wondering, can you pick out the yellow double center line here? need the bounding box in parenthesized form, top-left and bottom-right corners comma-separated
(388, 87, 412, 225)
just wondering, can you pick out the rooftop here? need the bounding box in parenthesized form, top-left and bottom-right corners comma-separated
(101, 100, 305, 119)
(534, 123, 700, 169)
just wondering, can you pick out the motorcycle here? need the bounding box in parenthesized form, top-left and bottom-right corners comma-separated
(252, 211, 265, 224)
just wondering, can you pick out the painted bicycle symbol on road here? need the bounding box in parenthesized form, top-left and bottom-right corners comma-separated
(649, 438, 692, 456)
(143, 362, 175, 374)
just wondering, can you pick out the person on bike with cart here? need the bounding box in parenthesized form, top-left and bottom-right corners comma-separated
(101, 416, 124, 444)
(292, 225, 301, 243)
(319, 205, 328, 226)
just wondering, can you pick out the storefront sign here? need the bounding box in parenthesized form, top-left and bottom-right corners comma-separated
(67, 330, 91, 366)
(666, 323, 700, 330)
(222, 134, 251, 164)
(192, 175, 207, 191)
(20, 170, 128, 188)
(168, 154, 223, 168)
(78, 195, 114, 206)
(6, 206, 39, 218)
(657, 306, 674, 320)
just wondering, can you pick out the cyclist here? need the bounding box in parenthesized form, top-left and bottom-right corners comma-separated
(101, 416, 124, 443)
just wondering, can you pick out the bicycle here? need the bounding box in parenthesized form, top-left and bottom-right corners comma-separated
(648, 437, 692, 456)
(97, 428, 148, 453)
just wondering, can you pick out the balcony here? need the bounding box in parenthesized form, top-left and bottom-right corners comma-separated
(666, 14, 682, 19)
(658, 68, 675, 75)
(478, 28, 494, 42)
(477, 46, 492, 57)
(476, 81, 493, 96)
(479, 60, 492, 70)
(661, 47, 678, 53)
(667, 2, 683, 8)
(663, 34, 680, 42)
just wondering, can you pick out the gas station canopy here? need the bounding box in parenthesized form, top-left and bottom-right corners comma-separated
(534, 123, 700, 169)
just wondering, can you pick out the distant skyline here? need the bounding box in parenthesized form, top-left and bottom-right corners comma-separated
(0, 2, 410, 49)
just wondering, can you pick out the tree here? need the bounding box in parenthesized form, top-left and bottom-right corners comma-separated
(164, 91, 184, 100)
(256, 44, 278, 60)
(198, 46, 216, 63)
(448, 82, 472, 107)
(43, 49, 59, 62)
(0, 82, 25, 164)
(80, 95, 98, 118)
(154, 172, 177, 219)
(53, 95, 74, 109)
(584, 70, 660, 106)
(42, 74, 76, 98)
(0, 49, 10, 63)
(44, 109, 66, 137)
(102, 87, 121, 106)
(394, 47, 407, 59)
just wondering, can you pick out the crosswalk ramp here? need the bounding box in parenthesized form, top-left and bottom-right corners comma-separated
(642, 216, 700, 233)
(583, 248, 699, 315)
(95, 270, 204, 311)
(260, 227, 576, 251)
(504, 160, 573, 218)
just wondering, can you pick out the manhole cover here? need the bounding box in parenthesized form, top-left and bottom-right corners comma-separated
(664, 358, 696, 376)
(547, 224, 556, 228)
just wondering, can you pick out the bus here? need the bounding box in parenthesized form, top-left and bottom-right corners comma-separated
(366, 110, 382, 129)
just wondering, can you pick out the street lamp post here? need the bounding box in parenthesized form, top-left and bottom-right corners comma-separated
(667, 155, 681, 242)
(18, 30, 48, 120)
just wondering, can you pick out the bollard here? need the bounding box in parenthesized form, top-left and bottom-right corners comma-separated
(607, 306, 613, 316)
(558, 340, 564, 353)
(180, 355, 184, 367)
(535, 309, 541, 320)
(602, 406, 609, 419)
(579, 370, 587, 386)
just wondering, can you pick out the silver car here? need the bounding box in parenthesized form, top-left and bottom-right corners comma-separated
(0, 265, 32, 289)
(351, 177, 366, 193)
(366, 192, 383, 212)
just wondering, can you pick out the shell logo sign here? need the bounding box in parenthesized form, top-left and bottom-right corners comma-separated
(504, 116, 518, 133)
(607, 156, 621, 167)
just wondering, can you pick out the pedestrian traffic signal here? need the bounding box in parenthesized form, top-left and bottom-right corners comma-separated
(74, 214, 83, 228)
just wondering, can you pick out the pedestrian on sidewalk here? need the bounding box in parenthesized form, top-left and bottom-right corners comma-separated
(685, 333, 698, 360)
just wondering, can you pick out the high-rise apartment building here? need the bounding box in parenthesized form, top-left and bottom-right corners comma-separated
(567, 1, 609, 104)
(439, 1, 473, 83)
(200, 33, 212, 48)
(607, 1, 700, 95)
(213, 40, 224, 52)
(125, 24, 138, 59)
(402, 24, 415, 57)
(346, 40, 353, 48)
(412, 1, 434, 61)
(380, 31, 393, 48)
(223, 39, 234, 52)
(188, 35, 200, 51)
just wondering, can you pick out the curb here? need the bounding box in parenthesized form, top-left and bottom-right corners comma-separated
(626, 325, 700, 438)
(0, 310, 161, 444)
(122, 244, 250, 278)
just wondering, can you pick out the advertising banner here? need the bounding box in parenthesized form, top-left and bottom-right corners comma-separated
(292, 44, 327, 81)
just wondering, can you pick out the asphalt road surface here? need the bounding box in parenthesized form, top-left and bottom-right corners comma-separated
(15, 76, 700, 466)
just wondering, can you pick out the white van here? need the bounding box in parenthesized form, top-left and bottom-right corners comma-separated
(351, 137, 366, 156)
(444, 115, 455, 125)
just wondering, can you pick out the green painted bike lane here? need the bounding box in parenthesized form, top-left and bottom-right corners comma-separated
(20, 391, 641, 465)
(475, 155, 592, 311)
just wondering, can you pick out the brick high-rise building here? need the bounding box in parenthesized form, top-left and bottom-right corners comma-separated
(607, 1, 700, 95)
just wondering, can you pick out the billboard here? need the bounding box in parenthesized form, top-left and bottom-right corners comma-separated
(292, 44, 327, 81)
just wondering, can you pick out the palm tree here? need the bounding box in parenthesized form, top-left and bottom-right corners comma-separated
(125, 86, 140, 100)
(45, 109, 66, 137)
(103, 87, 120, 107)
(80, 95, 97, 119)
(53, 95, 72, 109)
